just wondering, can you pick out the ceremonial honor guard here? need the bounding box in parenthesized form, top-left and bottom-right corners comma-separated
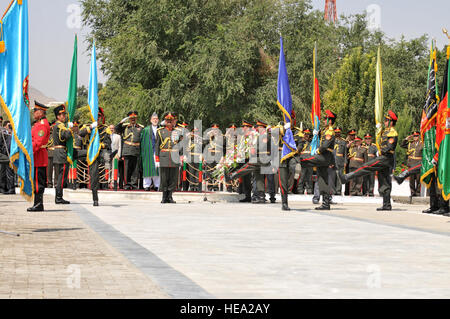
(252, 120, 272, 204)
(238, 120, 254, 202)
(27, 101, 50, 212)
(224, 124, 237, 192)
(299, 110, 336, 210)
(186, 126, 203, 192)
(348, 136, 368, 196)
(46, 122, 55, 188)
(399, 131, 423, 196)
(155, 112, 183, 203)
(79, 107, 112, 206)
(115, 111, 144, 190)
(297, 129, 313, 194)
(333, 127, 346, 195)
(339, 110, 399, 211)
(362, 133, 377, 196)
(52, 104, 72, 204)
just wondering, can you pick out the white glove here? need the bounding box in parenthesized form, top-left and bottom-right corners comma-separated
(376, 151, 380, 157)
(376, 123, 382, 130)
(119, 116, 129, 124)
(313, 129, 319, 136)
(155, 161, 160, 168)
(90, 121, 98, 129)
(432, 158, 438, 166)
(284, 122, 291, 130)
(68, 122, 73, 128)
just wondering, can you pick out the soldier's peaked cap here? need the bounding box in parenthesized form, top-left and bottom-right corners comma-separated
(163, 111, 175, 120)
(53, 104, 66, 117)
(34, 100, 49, 111)
(127, 111, 138, 118)
(325, 109, 336, 119)
(256, 120, 267, 127)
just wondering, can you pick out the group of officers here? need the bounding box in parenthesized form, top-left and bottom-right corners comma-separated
(3, 100, 447, 215)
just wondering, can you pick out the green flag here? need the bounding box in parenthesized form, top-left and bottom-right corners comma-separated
(420, 41, 439, 187)
(437, 44, 450, 200)
(66, 34, 77, 165)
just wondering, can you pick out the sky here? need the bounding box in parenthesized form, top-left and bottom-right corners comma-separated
(1, 0, 449, 101)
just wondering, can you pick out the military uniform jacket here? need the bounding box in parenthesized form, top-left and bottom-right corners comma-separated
(348, 145, 368, 169)
(334, 137, 347, 168)
(364, 143, 378, 161)
(204, 130, 223, 162)
(379, 127, 398, 166)
(115, 122, 144, 157)
(155, 127, 183, 168)
(52, 120, 72, 164)
(400, 138, 423, 167)
(187, 132, 203, 164)
(46, 124, 55, 158)
(317, 126, 336, 165)
(31, 118, 50, 167)
(79, 124, 112, 155)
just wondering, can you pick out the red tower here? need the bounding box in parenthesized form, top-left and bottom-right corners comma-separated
(324, 0, 337, 24)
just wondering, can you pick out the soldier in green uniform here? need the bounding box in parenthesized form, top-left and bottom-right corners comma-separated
(348, 136, 368, 196)
(298, 110, 337, 210)
(52, 104, 72, 204)
(155, 112, 183, 203)
(399, 131, 423, 196)
(333, 127, 346, 195)
(115, 111, 144, 190)
(46, 121, 55, 188)
(339, 110, 399, 211)
(362, 133, 378, 196)
(79, 107, 112, 206)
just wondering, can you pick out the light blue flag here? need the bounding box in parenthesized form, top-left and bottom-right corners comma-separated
(86, 42, 100, 165)
(0, 0, 34, 200)
(277, 37, 297, 163)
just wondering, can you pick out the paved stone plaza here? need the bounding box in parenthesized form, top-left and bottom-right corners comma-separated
(1, 191, 450, 299)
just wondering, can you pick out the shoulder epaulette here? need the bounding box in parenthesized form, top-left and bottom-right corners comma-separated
(387, 128, 398, 137)
(57, 123, 67, 130)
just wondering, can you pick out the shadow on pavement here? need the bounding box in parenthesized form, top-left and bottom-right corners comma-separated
(32, 228, 83, 233)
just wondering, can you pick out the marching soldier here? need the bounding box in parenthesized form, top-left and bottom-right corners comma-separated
(298, 110, 337, 210)
(348, 136, 368, 196)
(155, 111, 183, 203)
(400, 131, 423, 196)
(333, 127, 346, 195)
(27, 101, 51, 212)
(52, 104, 72, 204)
(339, 110, 399, 211)
(297, 129, 313, 195)
(362, 133, 377, 196)
(79, 107, 112, 206)
(115, 111, 144, 190)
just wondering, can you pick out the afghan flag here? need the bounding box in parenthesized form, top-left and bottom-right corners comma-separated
(0, 0, 34, 201)
(66, 34, 77, 165)
(420, 41, 439, 187)
(310, 42, 321, 155)
(436, 44, 450, 200)
(277, 37, 297, 163)
(86, 42, 100, 165)
(374, 46, 383, 152)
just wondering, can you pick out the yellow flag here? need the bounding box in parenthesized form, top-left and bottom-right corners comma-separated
(375, 46, 383, 152)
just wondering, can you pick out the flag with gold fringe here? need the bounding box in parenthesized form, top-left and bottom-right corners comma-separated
(0, 0, 33, 200)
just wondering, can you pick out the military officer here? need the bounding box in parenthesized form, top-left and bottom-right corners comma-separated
(333, 127, 346, 195)
(52, 104, 72, 204)
(27, 101, 51, 212)
(46, 121, 56, 188)
(115, 111, 144, 190)
(224, 124, 238, 192)
(186, 126, 203, 192)
(348, 136, 368, 196)
(299, 110, 337, 210)
(339, 110, 399, 211)
(204, 123, 222, 191)
(79, 107, 112, 206)
(251, 120, 273, 204)
(399, 131, 423, 196)
(362, 133, 377, 196)
(155, 112, 183, 203)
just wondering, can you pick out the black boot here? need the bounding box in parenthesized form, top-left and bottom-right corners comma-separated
(433, 207, 449, 215)
(393, 169, 411, 185)
(315, 195, 331, 210)
(281, 194, 290, 211)
(161, 191, 168, 203)
(167, 191, 176, 203)
(93, 190, 99, 207)
(239, 196, 251, 203)
(377, 193, 392, 211)
(422, 207, 438, 214)
(55, 190, 70, 204)
(27, 194, 44, 212)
